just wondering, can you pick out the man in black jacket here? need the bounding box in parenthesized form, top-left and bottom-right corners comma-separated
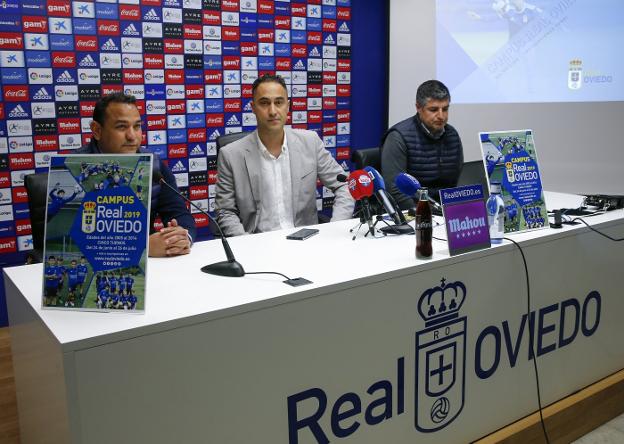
(381, 80, 464, 209)
(76, 93, 195, 257)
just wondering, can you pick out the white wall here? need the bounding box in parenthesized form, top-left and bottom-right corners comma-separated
(389, 0, 623, 195)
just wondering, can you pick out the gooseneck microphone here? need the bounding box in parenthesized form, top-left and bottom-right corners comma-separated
(156, 174, 245, 277)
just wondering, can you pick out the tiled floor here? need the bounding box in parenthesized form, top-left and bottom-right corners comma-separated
(572, 413, 624, 443)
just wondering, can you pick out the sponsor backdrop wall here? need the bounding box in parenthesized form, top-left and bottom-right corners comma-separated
(0, 0, 389, 327)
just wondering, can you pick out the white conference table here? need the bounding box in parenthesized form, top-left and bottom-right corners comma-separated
(5, 191, 624, 444)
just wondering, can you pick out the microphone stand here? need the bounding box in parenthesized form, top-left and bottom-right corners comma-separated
(373, 193, 414, 235)
(158, 178, 245, 277)
(349, 198, 376, 240)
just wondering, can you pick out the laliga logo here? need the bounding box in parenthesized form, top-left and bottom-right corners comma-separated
(415, 278, 466, 432)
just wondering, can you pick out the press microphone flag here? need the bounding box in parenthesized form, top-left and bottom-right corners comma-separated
(347, 169, 374, 201)
(346, 169, 375, 235)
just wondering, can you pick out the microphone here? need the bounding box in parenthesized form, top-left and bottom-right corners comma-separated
(155, 172, 245, 277)
(363, 166, 403, 225)
(394, 173, 443, 213)
(346, 169, 375, 235)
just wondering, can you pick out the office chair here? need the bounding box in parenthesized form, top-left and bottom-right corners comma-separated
(24, 172, 50, 263)
(216, 131, 252, 150)
(351, 147, 381, 172)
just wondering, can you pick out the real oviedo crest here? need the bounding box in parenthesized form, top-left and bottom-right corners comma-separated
(415, 278, 467, 432)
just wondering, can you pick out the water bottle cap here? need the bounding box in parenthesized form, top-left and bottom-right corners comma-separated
(490, 182, 502, 194)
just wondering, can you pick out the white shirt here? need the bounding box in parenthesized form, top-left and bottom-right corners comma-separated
(256, 132, 295, 233)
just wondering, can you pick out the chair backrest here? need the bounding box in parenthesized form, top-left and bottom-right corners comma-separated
(216, 131, 252, 150)
(24, 172, 49, 260)
(457, 160, 489, 193)
(351, 147, 381, 172)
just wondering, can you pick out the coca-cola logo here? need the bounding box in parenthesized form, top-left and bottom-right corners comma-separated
(98, 22, 119, 34)
(308, 33, 322, 44)
(119, 6, 140, 19)
(188, 129, 206, 142)
(75, 38, 97, 50)
(292, 46, 307, 57)
(206, 115, 224, 126)
(53, 55, 75, 65)
(337, 8, 351, 19)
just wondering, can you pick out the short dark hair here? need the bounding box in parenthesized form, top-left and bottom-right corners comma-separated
(416, 80, 451, 107)
(251, 74, 288, 98)
(93, 93, 137, 125)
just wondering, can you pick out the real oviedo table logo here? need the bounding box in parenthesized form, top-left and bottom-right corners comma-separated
(415, 278, 466, 432)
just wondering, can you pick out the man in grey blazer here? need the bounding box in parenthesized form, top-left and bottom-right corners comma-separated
(215, 74, 354, 236)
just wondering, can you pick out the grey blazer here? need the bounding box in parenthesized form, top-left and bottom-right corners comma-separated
(215, 128, 354, 236)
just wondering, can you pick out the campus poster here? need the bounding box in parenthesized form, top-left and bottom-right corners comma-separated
(42, 154, 152, 312)
(479, 129, 548, 234)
